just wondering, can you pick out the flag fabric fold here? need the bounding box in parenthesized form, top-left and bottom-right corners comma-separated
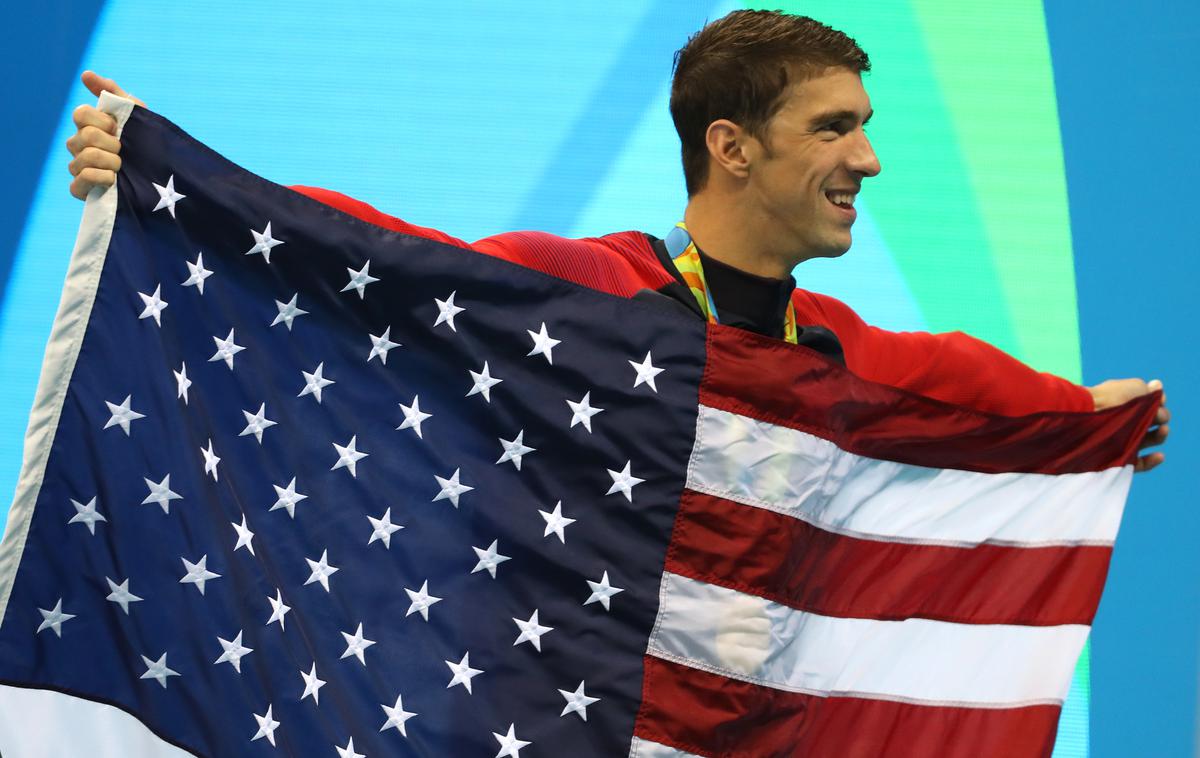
(0, 93, 1158, 757)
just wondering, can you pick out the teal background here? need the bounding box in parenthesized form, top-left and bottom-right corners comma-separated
(1, 2, 1195, 754)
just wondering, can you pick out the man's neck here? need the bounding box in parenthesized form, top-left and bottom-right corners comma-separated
(683, 193, 795, 280)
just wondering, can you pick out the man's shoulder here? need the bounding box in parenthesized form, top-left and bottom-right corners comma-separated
(474, 230, 675, 296)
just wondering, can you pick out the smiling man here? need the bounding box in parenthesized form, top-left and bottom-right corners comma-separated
(65, 10, 1169, 463)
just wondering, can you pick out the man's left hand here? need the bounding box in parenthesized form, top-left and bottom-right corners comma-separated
(1087, 378, 1170, 473)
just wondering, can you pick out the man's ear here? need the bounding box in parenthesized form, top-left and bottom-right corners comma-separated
(704, 119, 753, 182)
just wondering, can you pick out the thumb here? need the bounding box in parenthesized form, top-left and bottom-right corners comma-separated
(81, 71, 145, 107)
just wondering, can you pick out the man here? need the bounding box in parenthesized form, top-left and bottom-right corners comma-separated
(64, 10, 1168, 466)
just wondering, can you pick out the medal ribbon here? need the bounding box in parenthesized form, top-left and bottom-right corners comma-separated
(664, 222, 798, 344)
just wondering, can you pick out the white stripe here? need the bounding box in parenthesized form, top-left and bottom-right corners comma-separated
(688, 405, 1132, 547)
(629, 736, 705, 758)
(0, 92, 136, 626)
(0, 684, 196, 757)
(648, 573, 1088, 706)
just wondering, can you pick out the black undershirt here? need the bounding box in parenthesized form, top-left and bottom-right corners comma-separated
(697, 249, 796, 340)
(642, 233, 846, 365)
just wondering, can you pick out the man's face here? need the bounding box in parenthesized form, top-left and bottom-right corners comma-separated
(745, 68, 880, 261)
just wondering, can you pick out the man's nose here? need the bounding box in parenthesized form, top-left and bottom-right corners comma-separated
(851, 130, 882, 177)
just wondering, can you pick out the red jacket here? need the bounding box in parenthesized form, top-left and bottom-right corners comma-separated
(292, 186, 1093, 416)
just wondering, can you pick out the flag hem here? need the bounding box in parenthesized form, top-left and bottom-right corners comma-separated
(0, 92, 135, 627)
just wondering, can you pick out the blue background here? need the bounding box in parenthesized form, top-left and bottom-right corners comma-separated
(3, 1, 1197, 754)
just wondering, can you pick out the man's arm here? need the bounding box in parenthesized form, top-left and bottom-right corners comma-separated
(798, 289, 1170, 471)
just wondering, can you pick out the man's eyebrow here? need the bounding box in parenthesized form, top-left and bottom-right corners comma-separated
(809, 109, 874, 127)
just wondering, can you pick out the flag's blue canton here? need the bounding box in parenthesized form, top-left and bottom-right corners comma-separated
(0, 107, 705, 756)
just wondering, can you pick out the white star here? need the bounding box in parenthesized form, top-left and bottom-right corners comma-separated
(299, 362, 335, 403)
(105, 577, 143, 615)
(209, 328, 245, 370)
(606, 461, 645, 502)
(240, 403, 277, 443)
(340, 622, 375, 665)
(336, 737, 364, 758)
(538, 501, 575, 544)
(179, 555, 220, 595)
(629, 351, 664, 392)
(173, 362, 191, 404)
(36, 598, 75, 637)
(495, 430, 535, 470)
(246, 221, 284, 263)
(305, 550, 340, 592)
(266, 589, 291, 630)
(367, 507, 403, 548)
(300, 663, 326, 704)
(271, 293, 308, 330)
(68, 496, 106, 535)
(103, 395, 144, 435)
(341, 260, 379, 299)
(493, 723, 531, 757)
(182, 252, 212, 294)
(584, 571, 625, 611)
(396, 395, 432, 438)
(136, 285, 168, 326)
(558, 681, 600, 721)
(214, 631, 253, 673)
(567, 391, 604, 432)
(432, 468, 473, 508)
(368, 326, 401, 364)
(231, 515, 256, 555)
(445, 652, 483, 694)
(512, 610, 553, 652)
(251, 704, 280, 746)
(270, 477, 308, 518)
(526, 322, 561, 364)
(379, 693, 416, 736)
(471, 540, 511, 579)
(433, 291, 465, 331)
(404, 580, 442, 621)
(467, 361, 503, 402)
(141, 474, 182, 514)
(200, 438, 221, 481)
(151, 175, 185, 218)
(332, 435, 369, 477)
(140, 652, 180, 688)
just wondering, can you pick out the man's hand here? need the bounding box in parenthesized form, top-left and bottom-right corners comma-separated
(1087, 378, 1170, 473)
(66, 72, 145, 200)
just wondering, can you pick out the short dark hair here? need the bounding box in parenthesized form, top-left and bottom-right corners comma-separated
(670, 10, 871, 195)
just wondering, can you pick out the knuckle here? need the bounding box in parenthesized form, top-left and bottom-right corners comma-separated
(72, 104, 94, 126)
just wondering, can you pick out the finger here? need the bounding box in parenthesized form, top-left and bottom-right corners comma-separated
(1156, 405, 1170, 425)
(68, 147, 122, 178)
(81, 70, 146, 107)
(1134, 451, 1165, 474)
(81, 70, 130, 99)
(1137, 424, 1169, 451)
(69, 167, 116, 200)
(66, 125, 121, 158)
(72, 104, 117, 135)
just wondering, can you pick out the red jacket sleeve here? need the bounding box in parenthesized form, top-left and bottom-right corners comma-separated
(793, 289, 1094, 415)
(290, 185, 473, 249)
(290, 186, 671, 296)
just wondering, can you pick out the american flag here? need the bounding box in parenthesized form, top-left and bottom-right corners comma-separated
(0, 93, 1158, 757)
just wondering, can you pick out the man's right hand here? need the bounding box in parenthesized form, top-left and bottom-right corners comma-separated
(66, 72, 145, 200)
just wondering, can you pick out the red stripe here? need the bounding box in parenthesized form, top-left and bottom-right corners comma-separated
(664, 490, 1112, 626)
(635, 656, 1061, 758)
(701, 324, 1159, 474)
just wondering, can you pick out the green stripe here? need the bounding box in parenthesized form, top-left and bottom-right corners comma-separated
(911, 0, 1082, 379)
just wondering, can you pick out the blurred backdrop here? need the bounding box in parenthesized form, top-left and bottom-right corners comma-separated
(2, 1, 1196, 755)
